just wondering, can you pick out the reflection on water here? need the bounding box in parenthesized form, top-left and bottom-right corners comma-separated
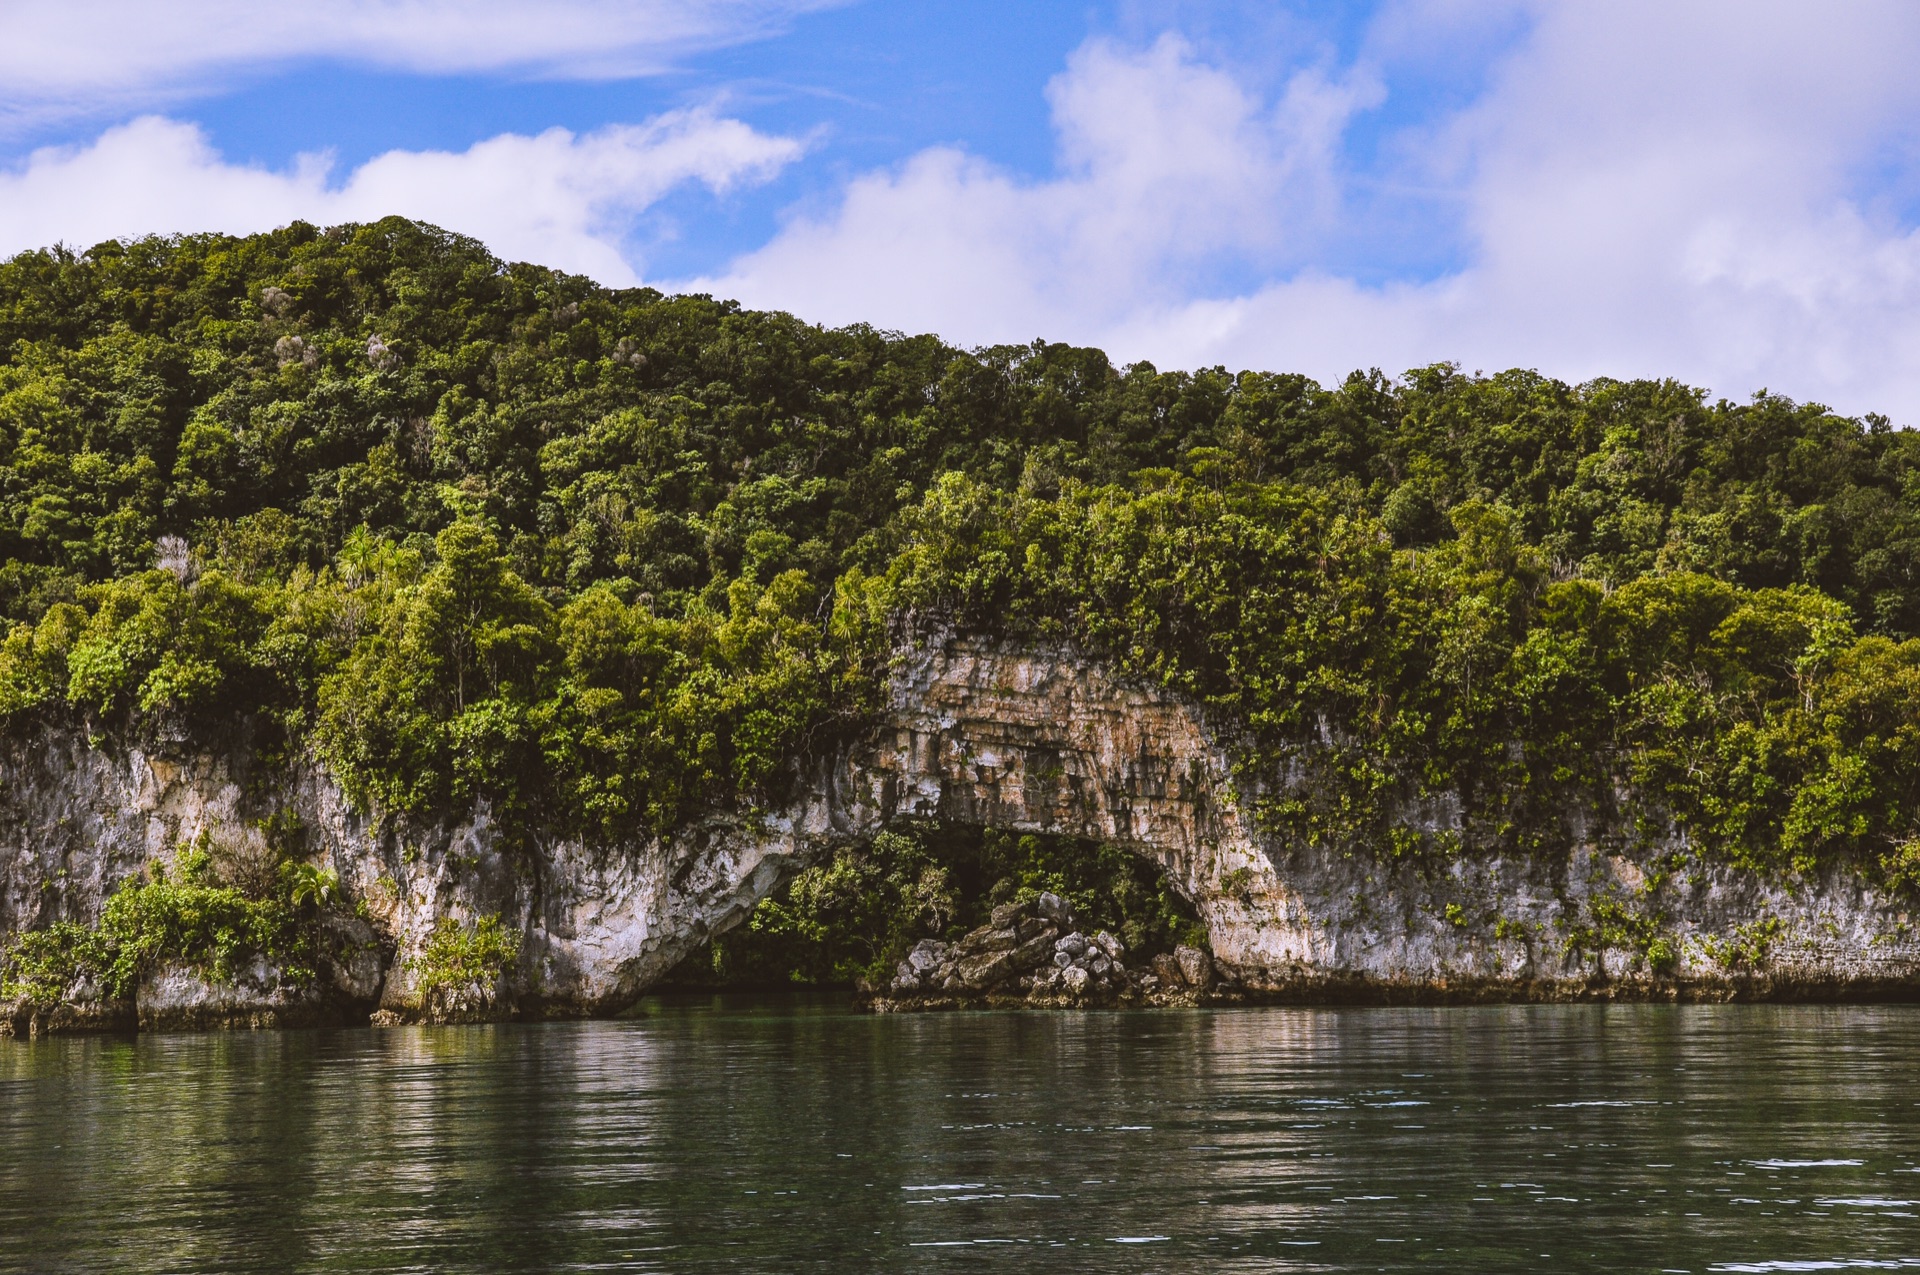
(3, 1000, 1919, 1272)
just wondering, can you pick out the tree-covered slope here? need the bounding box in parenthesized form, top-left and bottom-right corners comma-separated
(0, 217, 1915, 887)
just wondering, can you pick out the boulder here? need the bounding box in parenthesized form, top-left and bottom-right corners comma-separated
(1175, 944, 1214, 989)
(951, 951, 1011, 990)
(957, 926, 1021, 956)
(906, 939, 948, 973)
(1006, 926, 1059, 972)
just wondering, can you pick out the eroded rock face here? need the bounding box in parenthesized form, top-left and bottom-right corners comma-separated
(4, 630, 1920, 1031)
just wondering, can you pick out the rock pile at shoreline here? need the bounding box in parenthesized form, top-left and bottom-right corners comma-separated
(866, 893, 1223, 1011)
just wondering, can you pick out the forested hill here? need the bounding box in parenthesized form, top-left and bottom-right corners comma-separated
(0, 217, 1916, 886)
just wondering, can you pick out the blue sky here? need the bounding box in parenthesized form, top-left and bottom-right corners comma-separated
(179, 4, 1098, 279)
(5, 1, 1920, 420)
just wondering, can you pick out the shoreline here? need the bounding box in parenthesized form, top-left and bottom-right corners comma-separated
(12, 974, 1920, 1039)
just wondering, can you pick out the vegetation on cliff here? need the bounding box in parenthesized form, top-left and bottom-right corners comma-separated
(0, 833, 334, 1007)
(0, 217, 1914, 915)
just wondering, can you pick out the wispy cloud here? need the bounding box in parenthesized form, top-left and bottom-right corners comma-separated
(0, 0, 846, 126)
(0, 112, 804, 281)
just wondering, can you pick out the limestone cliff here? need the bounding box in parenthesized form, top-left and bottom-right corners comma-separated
(4, 632, 1917, 1032)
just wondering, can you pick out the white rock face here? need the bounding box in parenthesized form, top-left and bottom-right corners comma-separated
(4, 631, 1919, 1030)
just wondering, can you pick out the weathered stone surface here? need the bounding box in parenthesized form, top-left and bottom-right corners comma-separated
(1, 987, 132, 1038)
(959, 926, 1021, 956)
(1006, 929, 1061, 974)
(906, 939, 947, 973)
(5, 628, 1920, 1032)
(937, 922, 1064, 992)
(133, 912, 386, 1032)
(950, 949, 1017, 990)
(1034, 892, 1071, 923)
(875, 897, 1200, 1011)
(140, 960, 325, 1033)
(1175, 945, 1214, 991)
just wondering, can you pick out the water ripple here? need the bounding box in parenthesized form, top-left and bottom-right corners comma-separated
(1, 1001, 1917, 1272)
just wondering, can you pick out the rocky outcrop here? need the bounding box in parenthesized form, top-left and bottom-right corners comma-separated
(133, 934, 383, 1032)
(4, 630, 1920, 1033)
(869, 893, 1220, 1010)
(832, 636, 1920, 1002)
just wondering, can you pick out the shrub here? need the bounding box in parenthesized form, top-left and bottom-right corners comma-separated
(407, 915, 520, 1002)
(0, 835, 326, 1005)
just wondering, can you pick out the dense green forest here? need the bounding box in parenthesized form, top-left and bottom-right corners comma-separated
(0, 216, 1916, 908)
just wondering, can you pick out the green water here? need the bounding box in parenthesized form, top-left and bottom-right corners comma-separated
(2, 1001, 1917, 1272)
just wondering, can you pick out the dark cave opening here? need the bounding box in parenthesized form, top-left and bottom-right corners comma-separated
(660, 821, 1206, 991)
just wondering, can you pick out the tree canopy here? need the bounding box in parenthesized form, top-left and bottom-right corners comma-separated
(0, 217, 1914, 885)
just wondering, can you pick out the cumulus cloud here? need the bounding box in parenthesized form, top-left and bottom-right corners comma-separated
(1248, 0, 1920, 412)
(15, 2, 1920, 418)
(0, 112, 803, 282)
(0, 0, 843, 125)
(695, 1, 1920, 420)
(691, 35, 1380, 341)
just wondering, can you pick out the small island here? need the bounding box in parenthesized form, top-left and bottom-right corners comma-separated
(1, 219, 1917, 1033)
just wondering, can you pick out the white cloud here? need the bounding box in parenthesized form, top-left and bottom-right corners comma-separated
(690, 35, 1381, 341)
(692, 2, 1920, 420)
(0, 112, 803, 282)
(17, 2, 1920, 419)
(0, 1, 843, 125)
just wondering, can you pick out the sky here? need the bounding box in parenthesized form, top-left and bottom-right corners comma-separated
(4, 0, 1920, 421)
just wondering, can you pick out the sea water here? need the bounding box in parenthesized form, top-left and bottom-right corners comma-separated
(3, 1001, 1917, 1272)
